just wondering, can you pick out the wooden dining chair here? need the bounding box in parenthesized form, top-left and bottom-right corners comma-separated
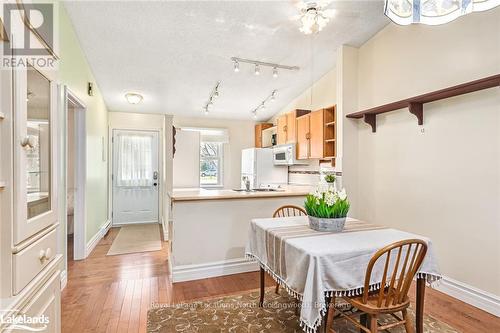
(271, 205, 307, 294)
(327, 239, 428, 333)
(273, 205, 307, 218)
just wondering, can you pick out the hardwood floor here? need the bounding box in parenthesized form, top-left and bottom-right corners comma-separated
(61, 227, 500, 333)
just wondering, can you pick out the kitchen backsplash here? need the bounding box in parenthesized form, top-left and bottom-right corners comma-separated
(288, 160, 342, 187)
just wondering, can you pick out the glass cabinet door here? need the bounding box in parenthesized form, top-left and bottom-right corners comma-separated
(13, 64, 58, 244)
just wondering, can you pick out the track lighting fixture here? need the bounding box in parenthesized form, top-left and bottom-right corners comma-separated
(203, 81, 221, 115)
(231, 57, 299, 77)
(250, 90, 277, 119)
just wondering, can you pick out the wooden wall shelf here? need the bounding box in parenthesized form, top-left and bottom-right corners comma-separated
(346, 74, 500, 132)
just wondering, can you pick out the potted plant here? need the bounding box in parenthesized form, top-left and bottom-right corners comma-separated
(324, 172, 336, 184)
(304, 185, 350, 232)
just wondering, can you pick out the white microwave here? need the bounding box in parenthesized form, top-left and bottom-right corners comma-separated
(272, 144, 308, 165)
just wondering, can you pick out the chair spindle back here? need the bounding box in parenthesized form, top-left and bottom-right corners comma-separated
(273, 205, 307, 218)
(362, 239, 428, 308)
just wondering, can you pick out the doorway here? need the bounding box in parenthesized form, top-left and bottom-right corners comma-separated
(112, 129, 159, 225)
(65, 89, 86, 261)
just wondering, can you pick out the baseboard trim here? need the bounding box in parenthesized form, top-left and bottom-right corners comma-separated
(436, 276, 500, 317)
(172, 258, 259, 283)
(85, 219, 111, 258)
(60, 269, 67, 291)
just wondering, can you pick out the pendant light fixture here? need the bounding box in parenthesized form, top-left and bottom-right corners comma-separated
(384, 0, 500, 25)
(297, 1, 335, 35)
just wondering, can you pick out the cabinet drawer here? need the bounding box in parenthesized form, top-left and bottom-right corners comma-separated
(12, 271, 61, 333)
(13, 228, 58, 295)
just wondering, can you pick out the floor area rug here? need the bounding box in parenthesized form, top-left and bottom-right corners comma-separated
(147, 289, 458, 332)
(107, 224, 161, 256)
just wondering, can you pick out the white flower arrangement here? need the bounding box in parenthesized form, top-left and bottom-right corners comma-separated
(305, 183, 350, 219)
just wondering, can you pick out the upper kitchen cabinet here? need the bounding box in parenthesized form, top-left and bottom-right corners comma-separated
(13, 64, 58, 245)
(276, 115, 287, 145)
(254, 123, 273, 148)
(295, 106, 336, 161)
(277, 109, 310, 145)
(296, 114, 310, 159)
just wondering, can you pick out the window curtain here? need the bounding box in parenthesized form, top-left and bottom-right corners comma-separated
(116, 133, 153, 187)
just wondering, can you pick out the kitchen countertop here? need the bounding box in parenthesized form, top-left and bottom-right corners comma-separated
(171, 185, 312, 202)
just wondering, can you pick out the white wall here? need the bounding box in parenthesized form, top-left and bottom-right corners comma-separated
(173, 116, 255, 189)
(272, 67, 337, 122)
(351, 8, 500, 296)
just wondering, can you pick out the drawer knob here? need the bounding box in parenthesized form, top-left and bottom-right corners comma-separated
(45, 247, 52, 260)
(38, 249, 46, 261)
(21, 135, 36, 149)
(38, 248, 52, 262)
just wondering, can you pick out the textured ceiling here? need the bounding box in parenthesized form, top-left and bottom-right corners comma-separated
(63, 1, 388, 120)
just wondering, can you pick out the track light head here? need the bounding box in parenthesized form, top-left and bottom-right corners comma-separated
(254, 64, 260, 76)
(233, 60, 240, 73)
(272, 67, 278, 78)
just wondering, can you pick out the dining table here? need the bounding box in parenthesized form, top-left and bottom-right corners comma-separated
(245, 216, 441, 333)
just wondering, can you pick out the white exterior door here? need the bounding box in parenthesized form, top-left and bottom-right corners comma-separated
(112, 129, 159, 225)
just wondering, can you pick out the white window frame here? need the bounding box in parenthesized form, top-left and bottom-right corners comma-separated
(200, 141, 224, 188)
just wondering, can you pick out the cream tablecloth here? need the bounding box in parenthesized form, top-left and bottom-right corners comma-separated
(245, 216, 441, 333)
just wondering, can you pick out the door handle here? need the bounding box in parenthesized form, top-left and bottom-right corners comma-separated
(153, 182, 158, 187)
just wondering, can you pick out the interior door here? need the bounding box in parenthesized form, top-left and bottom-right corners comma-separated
(112, 129, 159, 225)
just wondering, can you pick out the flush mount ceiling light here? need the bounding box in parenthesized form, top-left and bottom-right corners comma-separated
(384, 0, 500, 25)
(203, 81, 221, 115)
(297, 1, 335, 35)
(125, 92, 143, 105)
(231, 57, 299, 77)
(251, 90, 277, 120)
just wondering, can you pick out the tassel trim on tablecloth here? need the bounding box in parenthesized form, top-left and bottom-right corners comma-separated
(245, 253, 442, 333)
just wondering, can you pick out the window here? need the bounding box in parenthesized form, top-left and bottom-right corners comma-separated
(200, 142, 223, 187)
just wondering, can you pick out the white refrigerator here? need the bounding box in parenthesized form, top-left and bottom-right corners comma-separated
(241, 148, 288, 189)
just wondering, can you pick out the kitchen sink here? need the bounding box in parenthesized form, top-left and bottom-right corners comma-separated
(232, 188, 283, 192)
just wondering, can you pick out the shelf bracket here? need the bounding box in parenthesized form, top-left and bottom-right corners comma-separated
(364, 114, 376, 133)
(408, 102, 424, 125)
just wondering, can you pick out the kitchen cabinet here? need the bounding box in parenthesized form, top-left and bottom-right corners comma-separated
(295, 106, 336, 161)
(254, 123, 273, 148)
(277, 109, 310, 145)
(296, 115, 309, 159)
(276, 116, 287, 145)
